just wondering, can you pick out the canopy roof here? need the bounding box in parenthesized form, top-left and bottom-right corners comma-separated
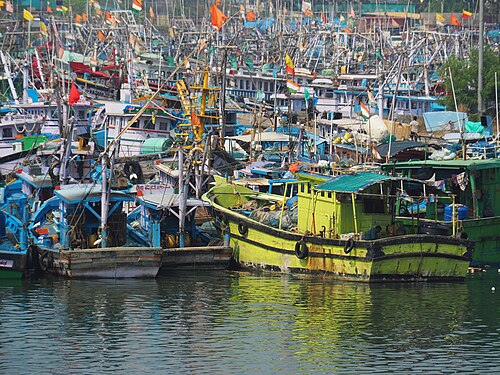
(384, 158, 500, 171)
(316, 172, 389, 193)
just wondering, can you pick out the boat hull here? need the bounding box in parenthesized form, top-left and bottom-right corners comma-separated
(0, 251, 27, 279)
(221, 214, 472, 282)
(37, 247, 162, 278)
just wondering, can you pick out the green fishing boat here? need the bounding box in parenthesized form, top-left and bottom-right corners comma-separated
(203, 173, 472, 282)
(383, 159, 500, 267)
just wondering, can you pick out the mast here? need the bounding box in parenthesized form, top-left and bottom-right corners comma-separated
(478, 0, 484, 113)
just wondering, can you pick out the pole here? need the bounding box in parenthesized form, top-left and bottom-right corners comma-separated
(478, 0, 484, 113)
(178, 148, 186, 248)
(495, 72, 499, 140)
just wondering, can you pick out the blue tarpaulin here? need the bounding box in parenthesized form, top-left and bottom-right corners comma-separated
(423, 111, 467, 132)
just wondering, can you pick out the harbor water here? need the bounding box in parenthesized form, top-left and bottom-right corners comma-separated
(1, 270, 499, 374)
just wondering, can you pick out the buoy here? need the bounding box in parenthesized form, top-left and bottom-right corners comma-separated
(492, 287, 496, 292)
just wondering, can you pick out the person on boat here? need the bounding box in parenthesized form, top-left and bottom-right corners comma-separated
(365, 225, 382, 240)
(410, 116, 419, 141)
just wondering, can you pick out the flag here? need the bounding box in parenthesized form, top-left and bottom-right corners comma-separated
(149, 5, 154, 18)
(285, 53, 295, 75)
(210, 3, 227, 29)
(69, 82, 81, 105)
(75, 14, 82, 25)
(40, 16, 49, 35)
(367, 89, 376, 106)
(105, 11, 112, 24)
(47, 4, 53, 13)
(191, 111, 202, 129)
(57, 43, 65, 58)
(304, 88, 311, 108)
(82, 13, 87, 21)
(350, 6, 356, 19)
(360, 102, 370, 119)
(436, 13, 445, 25)
(5, 1, 13, 13)
(246, 10, 256, 21)
(462, 10, 472, 19)
(23, 9, 34, 22)
(286, 79, 300, 93)
(132, 0, 142, 12)
(97, 30, 106, 41)
(450, 14, 461, 26)
(302, 1, 312, 17)
(56, 0, 62, 11)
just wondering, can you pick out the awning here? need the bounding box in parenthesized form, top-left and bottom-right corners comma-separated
(316, 172, 389, 193)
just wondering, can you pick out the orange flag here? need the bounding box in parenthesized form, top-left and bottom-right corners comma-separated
(450, 13, 461, 26)
(47, 4, 53, 13)
(210, 3, 227, 29)
(246, 10, 256, 21)
(105, 11, 112, 24)
(75, 14, 82, 25)
(97, 30, 106, 41)
(82, 12, 87, 21)
(149, 5, 154, 18)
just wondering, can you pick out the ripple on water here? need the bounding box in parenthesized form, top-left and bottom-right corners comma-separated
(0, 272, 500, 373)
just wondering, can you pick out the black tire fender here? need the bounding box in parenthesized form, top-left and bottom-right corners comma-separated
(295, 240, 309, 259)
(344, 238, 355, 254)
(238, 222, 248, 236)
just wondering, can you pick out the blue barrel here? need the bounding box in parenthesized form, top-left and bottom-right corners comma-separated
(444, 205, 468, 221)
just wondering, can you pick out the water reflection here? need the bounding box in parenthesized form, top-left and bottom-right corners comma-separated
(0, 271, 499, 374)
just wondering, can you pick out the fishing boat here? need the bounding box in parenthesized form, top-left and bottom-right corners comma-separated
(203, 172, 472, 281)
(0, 180, 31, 279)
(28, 183, 161, 278)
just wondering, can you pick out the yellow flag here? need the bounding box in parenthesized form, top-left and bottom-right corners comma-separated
(23, 9, 34, 22)
(436, 13, 445, 24)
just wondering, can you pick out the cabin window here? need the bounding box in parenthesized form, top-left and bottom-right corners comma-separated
(307, 183, 311, 194)
(3, 128, 12, 138)
(264, 82, 269, 91)
(144, 119, 154, 129)
(300, 183, 305, 193)
(245, 81, 250, 90)
(363, 198, 385, 214)
(50, 110, 58, 119)
(328, 192, 332, 199)
(159, 121, 169, 131)
(320, 192, 325, 197)
(130, 119, 139, 128)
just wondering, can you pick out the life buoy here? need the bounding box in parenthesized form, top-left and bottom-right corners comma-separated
(295, 240, 309, 259)
(344, 238, 355, 254)
(124, 161, 143, 182)
(189, 147, 204, 165)
(48, 161, 60, 182)
(238, 222, 248, 236)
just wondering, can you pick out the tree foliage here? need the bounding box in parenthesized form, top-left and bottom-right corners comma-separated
(438, 47, 500, 116)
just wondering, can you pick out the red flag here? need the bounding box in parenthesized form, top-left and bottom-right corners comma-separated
(462, 10, 472, 19)
(450, 14, 461, 26)
(210, 3, 227, 29)
(69, 82, 80, 105)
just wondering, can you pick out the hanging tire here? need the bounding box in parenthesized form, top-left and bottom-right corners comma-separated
(238, 222, 248, 236)
(295, 240, 309, 259)
(344, 238, 355, 254)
